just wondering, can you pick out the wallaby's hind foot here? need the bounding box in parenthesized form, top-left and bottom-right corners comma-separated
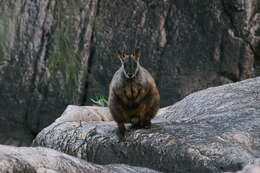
(117, 122, 125, 136)
(138, 120, 151, 129)
(131, 120, 151, 129)
(143, 120, 151, 129)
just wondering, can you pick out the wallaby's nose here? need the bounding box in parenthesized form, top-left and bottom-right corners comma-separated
(128, 73, 134, 78)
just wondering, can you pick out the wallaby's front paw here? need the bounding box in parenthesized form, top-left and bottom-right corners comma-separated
(116, 123, 125, 141)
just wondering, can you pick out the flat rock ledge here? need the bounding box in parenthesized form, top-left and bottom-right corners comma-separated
(0, 144, 159, 173)
(33, 77, 260, 173)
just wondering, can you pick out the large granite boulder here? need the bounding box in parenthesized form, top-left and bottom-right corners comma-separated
(0, 144, 159, 173)
(33, 77, 260, 173)
(0, 0, 259, 146)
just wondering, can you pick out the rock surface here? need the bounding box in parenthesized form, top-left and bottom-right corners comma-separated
(224, 159, 260, 173)
(33, 77, 260, 173)
(0, 144, 159, 173)
(0, 0, 259, 145)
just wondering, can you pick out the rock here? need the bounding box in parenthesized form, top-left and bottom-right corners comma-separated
(0, 0, 99, 146)
(33, 77, 260, 173)
(224, 159, 260, 173)
(237, 166, 260, 173)
(55, 105, 113, 124)
(0, 0, 259, 145)
(0, 144, 160, 173)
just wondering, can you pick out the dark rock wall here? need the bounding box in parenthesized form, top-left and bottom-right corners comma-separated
(0, 0, 98, 145)
(87, 0, 260, 106)
(0, 0, 259, 145)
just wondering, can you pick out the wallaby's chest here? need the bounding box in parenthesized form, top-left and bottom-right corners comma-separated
(123, 82, 142, 100)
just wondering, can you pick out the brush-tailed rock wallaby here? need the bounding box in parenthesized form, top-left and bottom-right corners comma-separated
(108, 49, 160, 136)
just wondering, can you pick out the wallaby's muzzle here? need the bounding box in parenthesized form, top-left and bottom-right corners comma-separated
(123, 66, 139, 79)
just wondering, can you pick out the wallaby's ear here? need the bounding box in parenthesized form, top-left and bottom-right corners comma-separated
(133, 48, 141, 61)
(117, 50, 124, 62)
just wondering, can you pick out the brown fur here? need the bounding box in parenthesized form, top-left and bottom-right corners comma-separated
(108, 50, 160, 135)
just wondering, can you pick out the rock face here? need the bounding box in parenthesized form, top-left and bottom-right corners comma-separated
(33, 77, 260, 173)
(224, 159, 260, 173)
(0, 144, 159, 173)
(0, 0, 259, 145)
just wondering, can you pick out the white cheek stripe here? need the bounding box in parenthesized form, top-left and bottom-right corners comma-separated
(122, 62, 139, 79)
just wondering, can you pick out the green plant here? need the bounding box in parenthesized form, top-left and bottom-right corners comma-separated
(90, 96, 108, 107)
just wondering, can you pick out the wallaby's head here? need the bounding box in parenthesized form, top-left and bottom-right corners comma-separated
(118, 49, 141, 79)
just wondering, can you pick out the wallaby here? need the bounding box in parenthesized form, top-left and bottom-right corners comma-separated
(108, 48, 160, 136)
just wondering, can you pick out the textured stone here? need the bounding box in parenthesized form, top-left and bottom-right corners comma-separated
(33, 77, 260, 173)
(224, 159, 260, 173)
(0, 144, 160, 173)
(0, 0, 259, 145)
